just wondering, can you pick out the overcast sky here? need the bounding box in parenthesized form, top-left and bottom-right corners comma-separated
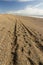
(0, 0, 43, 17)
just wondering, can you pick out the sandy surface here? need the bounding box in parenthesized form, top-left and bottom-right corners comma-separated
(0, 14, 43, 65)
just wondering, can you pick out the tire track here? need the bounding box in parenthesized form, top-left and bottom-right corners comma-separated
(21, 22, 43, 51)
(4, 19, 43, 65)
(0, 16, 43, 65)
(11, 20, 18, 65)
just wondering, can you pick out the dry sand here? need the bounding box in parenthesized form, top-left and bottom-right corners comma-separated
(0, 14, 43, 65)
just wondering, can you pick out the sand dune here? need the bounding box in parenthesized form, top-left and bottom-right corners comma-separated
(0, 14, 43, 65)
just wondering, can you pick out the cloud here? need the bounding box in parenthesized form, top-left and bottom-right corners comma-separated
(4, 1, 43, 18)
(1, 0, 34, 1)
(1, 0, 16, 1)
(17, 0, 34, 2)
(34, 3, 43, 9)
(7, 5, 43, 17)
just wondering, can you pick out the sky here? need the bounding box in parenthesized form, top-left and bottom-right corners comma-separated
(0, 0, 43, 17)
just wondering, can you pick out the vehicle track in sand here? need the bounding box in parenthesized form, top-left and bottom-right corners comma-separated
(0, 15, 43, 65)
(11, 19, 43, 65)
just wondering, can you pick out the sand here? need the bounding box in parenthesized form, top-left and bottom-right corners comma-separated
(0, 14, 43, 65)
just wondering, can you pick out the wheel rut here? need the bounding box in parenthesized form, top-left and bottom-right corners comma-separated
(11, 19, 43, 65)
(0, 17, 43, 65)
